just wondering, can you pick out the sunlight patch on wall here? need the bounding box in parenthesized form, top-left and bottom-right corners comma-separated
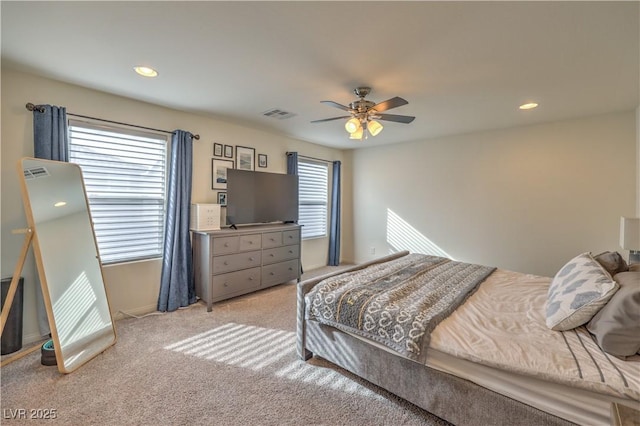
(387, 209, 454, 259)
(165, 322, 380, 398)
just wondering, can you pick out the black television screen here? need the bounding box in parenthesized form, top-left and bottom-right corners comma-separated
(226, 169, 299, 226)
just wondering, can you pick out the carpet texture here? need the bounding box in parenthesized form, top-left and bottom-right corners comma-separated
(1, 266, 451, 426)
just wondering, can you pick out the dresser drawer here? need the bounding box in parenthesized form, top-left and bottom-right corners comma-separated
(263, 231, 283, 248)
(282, 230, 300, 245)
(263, 244, 299, 265)
(212, 250, 261, 275)
(239, 234, 261, 251)
(212, 236, 239, 255)
(262, 259, 299, 287)
(212, 267, 261, 298)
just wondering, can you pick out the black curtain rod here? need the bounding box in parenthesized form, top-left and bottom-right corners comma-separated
(287, 152, 334, 164)
(25, 103, 200, 140)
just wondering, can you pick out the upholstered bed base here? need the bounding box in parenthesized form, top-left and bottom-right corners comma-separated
(303, 320, 576, 426)
(296, 252, 577, 426)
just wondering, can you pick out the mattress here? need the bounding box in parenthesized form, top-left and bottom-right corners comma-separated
(429, 269, 640, 401)
(425, 346, 616, 425)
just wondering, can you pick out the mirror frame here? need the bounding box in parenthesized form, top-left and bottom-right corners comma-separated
(17, 157, 117, 373)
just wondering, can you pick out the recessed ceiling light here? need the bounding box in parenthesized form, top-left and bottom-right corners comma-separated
(54, 201, 67, 207)
(519, 102, 539, 110)
(134, 66, 158, 77)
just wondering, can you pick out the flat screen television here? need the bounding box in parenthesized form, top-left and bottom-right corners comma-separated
(225, 169, 299, 227)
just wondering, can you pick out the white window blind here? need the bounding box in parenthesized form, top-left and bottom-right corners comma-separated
(298, 159, 328, 239)
(68, 121, 168, 264)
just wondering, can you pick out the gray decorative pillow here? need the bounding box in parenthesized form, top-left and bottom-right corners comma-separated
(594, 251, 628, 276)
(545, 253, 619, 331)
(587, 272, 640, 357)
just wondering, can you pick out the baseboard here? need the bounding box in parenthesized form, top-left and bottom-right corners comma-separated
(304, 263, 326, 271)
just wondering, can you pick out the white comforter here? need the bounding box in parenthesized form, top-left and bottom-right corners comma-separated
(429, 269, 640, 402)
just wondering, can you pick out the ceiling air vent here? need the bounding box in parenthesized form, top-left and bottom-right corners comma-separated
(23, 166, 50, 180)
(263, 108, 296, 120)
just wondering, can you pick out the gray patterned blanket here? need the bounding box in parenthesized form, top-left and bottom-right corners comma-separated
(306, 253, 496, 362)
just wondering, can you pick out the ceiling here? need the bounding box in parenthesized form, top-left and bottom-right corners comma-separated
(2, 1, 638, 149)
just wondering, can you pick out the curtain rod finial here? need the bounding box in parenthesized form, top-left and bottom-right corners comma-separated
(26, 103, 45, 113)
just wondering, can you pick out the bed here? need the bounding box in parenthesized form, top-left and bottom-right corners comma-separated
(296, 251, 640, 426)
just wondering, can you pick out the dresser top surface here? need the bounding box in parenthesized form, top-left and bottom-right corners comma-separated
(193, 223, 301, 237)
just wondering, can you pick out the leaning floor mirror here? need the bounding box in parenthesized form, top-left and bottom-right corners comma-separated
(18, 157, 116, 373)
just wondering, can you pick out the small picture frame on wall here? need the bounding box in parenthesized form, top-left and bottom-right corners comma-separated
(224, 145, 233, 158)
(236, 145, 255, 171)
(258, 154, 268, 168)
(212, 159, 234, 190)
(217, 192, 227, 206)
(213, 143, 223, 157)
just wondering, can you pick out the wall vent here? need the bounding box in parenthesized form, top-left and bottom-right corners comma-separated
(263, 108, 296, 120)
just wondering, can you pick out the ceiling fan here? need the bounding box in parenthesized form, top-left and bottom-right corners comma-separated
(311, 87, 415, 140)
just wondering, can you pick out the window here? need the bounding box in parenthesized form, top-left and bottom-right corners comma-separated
(297, 159, 328, 239)
(68, 121, 168, 264)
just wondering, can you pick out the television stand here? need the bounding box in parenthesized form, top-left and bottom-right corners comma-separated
(192, 223, 302, 311)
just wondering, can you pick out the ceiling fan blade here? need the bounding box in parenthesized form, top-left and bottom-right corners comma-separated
(372, 96, 408, 112)
(320, 100, 352, 112)
(310, 116, 351, 123)
(377, 113, 415, 124)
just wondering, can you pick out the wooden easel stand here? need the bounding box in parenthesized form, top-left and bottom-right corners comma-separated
(0, 228, 35, 366)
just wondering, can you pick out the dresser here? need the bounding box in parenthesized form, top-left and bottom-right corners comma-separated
(192, 224, 302, 311)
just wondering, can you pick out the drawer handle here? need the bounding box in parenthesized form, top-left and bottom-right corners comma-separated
(224, 243, 229, 247)
(270, 254, 274, 257)
(248, 241, 253, 244)
(288, 267, 293, 271)
(224, 261, 229, 266)
(288, 250, 293, 254)
(223, 283, 228, 287)
(249, 257, 254, 261)
(270, 238, 275, 241)
(270, 272, 274, 276)
(249, 277, 254, 281)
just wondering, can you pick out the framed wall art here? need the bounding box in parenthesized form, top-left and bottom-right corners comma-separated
(236, 146, 255, 171)
(224, 144, 233, 158)
(212, 159, 234, 190)
(258, 154, 268, 168)
(217, 192, 227, 206)
(213, 143, 223, 157)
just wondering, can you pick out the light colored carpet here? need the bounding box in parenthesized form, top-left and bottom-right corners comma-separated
(1, 266, 451, 425)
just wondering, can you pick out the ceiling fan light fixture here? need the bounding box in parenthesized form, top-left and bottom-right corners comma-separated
(349, 127, 364, 140)
(345, 117, 361, 134)
(312, 87, 414, 141)
(368, 119, 383, 136)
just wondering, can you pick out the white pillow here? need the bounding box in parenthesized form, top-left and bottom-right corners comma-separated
(545, 253, 619, 331)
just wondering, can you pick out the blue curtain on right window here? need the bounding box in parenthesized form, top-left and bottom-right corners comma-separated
(286, 152, 304, 274)
(286, 151, 298, 175)
(328, 161, 341, 266)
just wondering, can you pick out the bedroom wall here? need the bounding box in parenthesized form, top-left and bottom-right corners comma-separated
(351, 111, 637, 277)
(1, 67, 351, 344)
(637, 106, 640, 216)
